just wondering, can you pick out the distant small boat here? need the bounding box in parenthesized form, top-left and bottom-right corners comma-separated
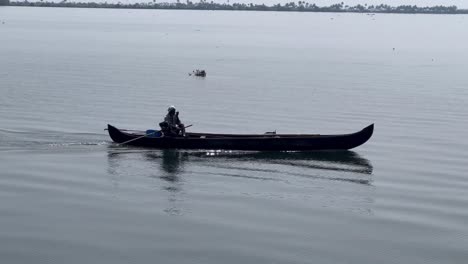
(189, 69, 206, 77)
(107, 124, 374, 151)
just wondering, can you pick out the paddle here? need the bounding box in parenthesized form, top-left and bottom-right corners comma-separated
(119, 124, 193, 146)
(119, 131, 156, 146)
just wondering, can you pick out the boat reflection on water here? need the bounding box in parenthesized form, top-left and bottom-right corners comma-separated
(107, 147, 374, 215)
(193, 150, 373, 174)
(149, 150, 187, 215)
(108, 147, 373, 184)
(186, 150, 373, 185)
(107, 149, 189, 215)
(145, 150, 189, 180)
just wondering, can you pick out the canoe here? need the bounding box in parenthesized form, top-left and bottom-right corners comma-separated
(107, 124, 374, 151)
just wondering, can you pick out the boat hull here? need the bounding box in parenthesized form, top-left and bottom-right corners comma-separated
(107, 124, 374, 151)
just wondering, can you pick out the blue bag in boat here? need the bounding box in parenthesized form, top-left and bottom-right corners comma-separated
(146, 129, 162, 138)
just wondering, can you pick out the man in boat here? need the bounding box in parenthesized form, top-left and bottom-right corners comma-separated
(159, 106, 185, 137)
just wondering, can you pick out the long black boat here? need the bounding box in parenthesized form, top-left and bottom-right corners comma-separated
(107, 124, 374, 151)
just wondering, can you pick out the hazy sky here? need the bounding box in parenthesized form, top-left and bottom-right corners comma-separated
(57, 0, 468, 8)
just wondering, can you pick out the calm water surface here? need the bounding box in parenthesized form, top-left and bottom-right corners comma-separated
(1, 7, 467, 264)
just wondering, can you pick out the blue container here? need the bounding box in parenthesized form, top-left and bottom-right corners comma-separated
(146, 129, 162, 138)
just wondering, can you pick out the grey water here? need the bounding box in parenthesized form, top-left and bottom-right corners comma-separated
(1, 6, 468, 264)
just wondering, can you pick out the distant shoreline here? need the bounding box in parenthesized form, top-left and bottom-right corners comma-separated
(7, 1, 468, 15)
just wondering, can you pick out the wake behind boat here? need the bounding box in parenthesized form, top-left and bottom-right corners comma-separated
(107, 124, 374, 151)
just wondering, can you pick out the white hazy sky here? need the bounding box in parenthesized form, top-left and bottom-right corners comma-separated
(53, 0, 468, 8)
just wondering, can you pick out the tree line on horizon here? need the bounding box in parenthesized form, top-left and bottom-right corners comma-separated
(9, 1, 467, 14)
